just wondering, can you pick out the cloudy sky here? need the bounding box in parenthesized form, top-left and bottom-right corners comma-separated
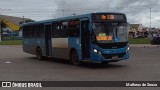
(1, 0, 160, 27)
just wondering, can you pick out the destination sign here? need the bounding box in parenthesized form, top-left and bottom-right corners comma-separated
(92, 14, 126, 21)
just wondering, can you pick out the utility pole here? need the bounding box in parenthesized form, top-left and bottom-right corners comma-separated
(150, 8, 152, 31)
(23, 16, 25, 23)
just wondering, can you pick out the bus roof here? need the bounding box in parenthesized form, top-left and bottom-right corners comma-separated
(23, 12, 125, 26)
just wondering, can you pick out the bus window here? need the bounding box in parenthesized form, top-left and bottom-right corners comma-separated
(23, 26, 26, 38)
(39, 24, 44, 38)
(25, 26, 30, 38)
(68, 19, 80, 37)
(37, 24, 41, 38)
(61, 21, 68, 38)
(28, 26, 33, 38)
(52, 22, 60, 38)
(33, 25, 37, 38)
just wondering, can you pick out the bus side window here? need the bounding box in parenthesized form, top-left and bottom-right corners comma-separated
(68, 20, 80, 37)
(37, 24, 44, 38)
(25, 26, 29, 38)
(35, 24, 42, 38)
(61, 21, 68, 38)
(52, 22, 60, 38)
(23, 26, 26, 38)
(29, 26, 33, 38)
(33, 25, 37, 38)
(37, 24, 41, 38)
(41, 24, 45, 38)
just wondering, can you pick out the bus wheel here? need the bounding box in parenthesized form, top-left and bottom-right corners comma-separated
(36, 48, 43, 60)
(71, 50, 81, 66)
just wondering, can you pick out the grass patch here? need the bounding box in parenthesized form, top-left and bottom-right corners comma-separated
(0, 40, 22, 45)
(129, 38, 150, 44)
(0, 38, 151, 45)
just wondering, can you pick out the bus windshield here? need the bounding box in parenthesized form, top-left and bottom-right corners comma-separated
(93, 22, 128, 43)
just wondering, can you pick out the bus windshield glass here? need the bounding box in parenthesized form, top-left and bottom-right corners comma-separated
(93, 22, 128, 43)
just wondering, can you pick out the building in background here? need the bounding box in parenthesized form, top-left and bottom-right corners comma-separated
(129, 24, 148, 38)
(0, 15, 33, 38)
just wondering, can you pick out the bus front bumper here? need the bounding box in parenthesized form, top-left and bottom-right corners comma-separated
(90, 48, 129, 63)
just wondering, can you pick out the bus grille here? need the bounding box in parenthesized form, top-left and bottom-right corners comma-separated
(103, 53, 126, 59)
(96, 42, 128, 49)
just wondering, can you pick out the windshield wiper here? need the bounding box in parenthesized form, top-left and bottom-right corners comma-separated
(113, 24, 118, 38)
(115, 26, 118, 37)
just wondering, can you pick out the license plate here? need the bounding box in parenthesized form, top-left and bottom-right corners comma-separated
(112, 56, 118, 59)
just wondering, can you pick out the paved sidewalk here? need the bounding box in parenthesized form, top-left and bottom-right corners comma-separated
(130, 44, 160, 48)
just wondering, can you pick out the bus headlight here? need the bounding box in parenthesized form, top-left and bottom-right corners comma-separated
(93, 49, 102, 55)
(126, 47, 129, 53)
(93, 49, 98, 53)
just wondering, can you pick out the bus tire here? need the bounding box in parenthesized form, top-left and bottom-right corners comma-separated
(36, 48, 43, 60)
(71, 50, 81, 66)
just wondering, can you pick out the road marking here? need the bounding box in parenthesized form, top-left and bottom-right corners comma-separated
(5, 61, 12, 64)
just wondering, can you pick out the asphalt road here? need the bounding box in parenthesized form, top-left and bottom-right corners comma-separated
(0, 45, 160, 90)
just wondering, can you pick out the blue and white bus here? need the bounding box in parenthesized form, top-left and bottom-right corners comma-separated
(22, 12, 129, 65)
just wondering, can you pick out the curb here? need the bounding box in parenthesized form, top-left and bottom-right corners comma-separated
(130, 44, 160, 48)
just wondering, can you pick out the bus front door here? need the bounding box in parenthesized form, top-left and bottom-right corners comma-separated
(81, 20, 90, 60)
(45, 24, 52, 56)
